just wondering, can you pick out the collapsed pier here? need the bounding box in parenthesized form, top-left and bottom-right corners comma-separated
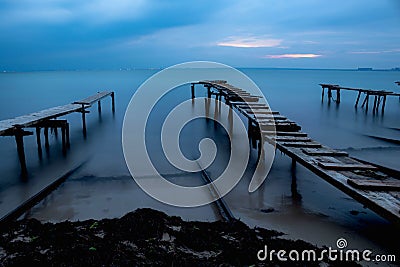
(193, 80, 400, 224)
(0, 91, 115, 177)
(319, 83, 400, 113)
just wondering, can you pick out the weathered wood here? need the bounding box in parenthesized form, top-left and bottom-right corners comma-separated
(255, 115, 287, 121)
(355, 91, 362, 107)
(280, 142, 322, 148)
(0, 104, 82, 136)
(236, 105, 270, 110)
(348, 179, 400, 191)
(44, 127, 49, 149)
(14, 128, 28, 177)
(191, 84, 195, 99)
(301, 148, 348, 156)
(318, 162, 377, 170)
(263, 131, 307, 137)
(73, 91, 113, 106)
(111, 92, 115, 113)
(197, 80, 400, 223)
(260, 123, 301, 132)
(272, 136, 311, 142)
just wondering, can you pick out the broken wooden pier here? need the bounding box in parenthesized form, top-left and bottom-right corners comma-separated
(193, 80, 400, 224)
(0, 91, 115, 177)
(319, 83, 400, 113)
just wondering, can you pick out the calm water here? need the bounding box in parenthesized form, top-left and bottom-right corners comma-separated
(0, 69, 399, 258)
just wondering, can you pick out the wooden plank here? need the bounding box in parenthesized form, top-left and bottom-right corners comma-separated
(273, 136, 311, 142)
(0, 91, 112, 136)
(318, 162, 377, 170)
(230, 102, 265, 106)
(263, 131, 307, 137)
(348, 179, 400, 191)
(254, 115, 287, 121)
(260, 123, 301, 132)
(73, 91, 112, 105)
(246, 110, 281, 115)
(0, 104, 82, 135)
(280, 142, 322, 148)
(228, 96, 261, 102)
(301, 148, 348, 156)
(251, 111, 280, 116)
(236, 105, 270, 110)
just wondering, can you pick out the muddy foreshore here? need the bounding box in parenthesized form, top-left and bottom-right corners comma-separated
(0, 208, 360, 266)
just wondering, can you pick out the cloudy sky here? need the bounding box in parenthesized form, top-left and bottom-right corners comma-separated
(0, 0, 399, 70)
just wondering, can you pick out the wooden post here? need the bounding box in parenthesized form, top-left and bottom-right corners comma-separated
(98, 100, 101, 114)
(53, 126, 58, 139)
(382, 95, 387, 113)
(365, 94, 369, 111)
(248, 119, 252, 139)
(355, 91, 362, 107)
(373, 96, 378, 112)
(191, 84, 195, 99)
(61, 124, 66, 154)
(14, 128, 28, 178)
(81, 104, 87, 138)
(111, 92, 115, 113)
(361, 93, 369, 109)
(291, 158, 296, 169)
(207, 86, 211, 99)
(327, 88, 332, 102)
(44, 127, 49, 149)
(336, 89, 341, 103)
(321, 87, 325, 101)
(65, 122, 70, 148)
(35, 127, 42, 159)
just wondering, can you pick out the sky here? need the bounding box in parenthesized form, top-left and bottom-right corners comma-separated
(0, 0, 399, 70)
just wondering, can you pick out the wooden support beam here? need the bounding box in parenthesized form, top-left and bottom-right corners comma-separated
(382, 95, 387, 113)
(98, 100, 101, 113)
(327, 88, 332, 101)
(111, 92, 115, 113)
(373, 96, 378, 112)
(66, 122, 70, 148)
(61, 125, 66, 154)
(14, 127, 29, 177)
(348, 179, 400, 191)
(191, 84, 195, 99)
(336, 89, 341, 103)
(355, 91, 362, 107)
(35, 127, 42, 159)
(301, 148, 348, 156)
(44, 127, 49, 149)
(81, 104, 87, 137)
(361, 93, 367, 107)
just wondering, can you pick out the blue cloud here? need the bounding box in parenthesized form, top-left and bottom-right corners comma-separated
(0, 0, 399, 70)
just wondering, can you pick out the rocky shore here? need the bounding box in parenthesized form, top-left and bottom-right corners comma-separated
(0, 208, 360, 266)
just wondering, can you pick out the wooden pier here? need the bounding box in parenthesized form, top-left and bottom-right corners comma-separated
(193, 80, 400, 224)
(319, 83, 400, 113)
(0, 91, 114, 177)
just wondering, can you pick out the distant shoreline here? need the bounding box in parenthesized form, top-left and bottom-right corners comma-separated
(1, 67, 400, 73)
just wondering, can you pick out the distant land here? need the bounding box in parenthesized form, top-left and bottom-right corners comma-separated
(1, 67, 400, 73)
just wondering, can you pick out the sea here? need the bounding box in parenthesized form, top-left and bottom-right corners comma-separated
(0, 68, 399, 259)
